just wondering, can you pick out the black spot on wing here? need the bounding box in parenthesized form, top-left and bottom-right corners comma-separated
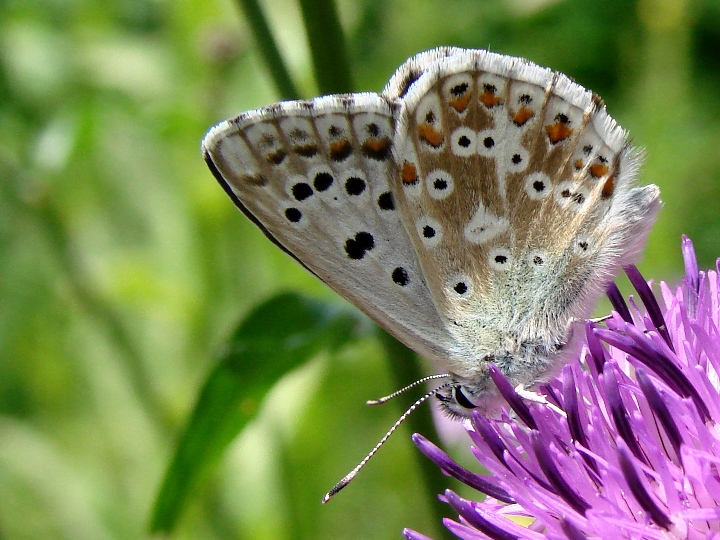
(377, 192, 394, 210)
(392, 267, 409, 286)
(345, 177, 366, 195)
(313, 172, 334, 191)
(285, 208, 302, 222)
(453, 282, 468, 294)
(345, 232, 375, 260)
(292, 182, 313, 201)
(203, 150, 318, 277)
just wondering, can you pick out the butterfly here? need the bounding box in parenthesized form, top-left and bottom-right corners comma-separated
(201, 47, 660, 420)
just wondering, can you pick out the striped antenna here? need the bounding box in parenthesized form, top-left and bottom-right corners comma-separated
(322, 381, 452, 503)
(366, 373, 450, 405)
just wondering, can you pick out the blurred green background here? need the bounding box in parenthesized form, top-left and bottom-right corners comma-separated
(2, 0, 719, 538)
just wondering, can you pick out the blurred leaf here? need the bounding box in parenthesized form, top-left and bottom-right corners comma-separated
(149, 292, 364, 533)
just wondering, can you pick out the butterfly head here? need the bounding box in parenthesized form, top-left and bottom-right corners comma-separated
(435, 363, 550, 418)
(435, 382, 483, 418)
(436, 321, 584, 418)
(434, 374, 506, 418)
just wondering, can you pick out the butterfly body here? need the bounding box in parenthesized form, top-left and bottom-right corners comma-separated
(203, 48, 660, 416)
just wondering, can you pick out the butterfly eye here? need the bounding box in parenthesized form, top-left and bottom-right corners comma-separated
(453, 386, 477, 409)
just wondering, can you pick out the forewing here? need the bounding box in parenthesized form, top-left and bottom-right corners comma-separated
(386, 49, 660, 348)
(202, 94, 455, 363)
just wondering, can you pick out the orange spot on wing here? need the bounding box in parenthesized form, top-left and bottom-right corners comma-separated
(512, 106, 534, 126)
(574, 159, 585, 170)
(417, 123, 444, 148)
(602, 174, 616, 198)
(361, 137, 392, 160)
(363, 137, 390, 152)
(545, 122, 574, 144)
(479, 90, 502, 108)
(449, 93, 471, 113)
(329, 139, 353, 161)
(401, 162, 418, 184)
(590, 162, 610, 178)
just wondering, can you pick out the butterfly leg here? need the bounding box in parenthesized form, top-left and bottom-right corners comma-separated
(570, 314, 612, 326)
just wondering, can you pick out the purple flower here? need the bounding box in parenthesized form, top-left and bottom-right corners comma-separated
(406, 236, 720, 539)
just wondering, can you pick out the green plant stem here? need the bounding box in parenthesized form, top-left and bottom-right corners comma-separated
(297, 0, 353, 94)
(234, 0, 301, 100)
(377, 329, 454, 540)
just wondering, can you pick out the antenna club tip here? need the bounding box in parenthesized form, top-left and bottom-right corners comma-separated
(365, 399, 382, 406)
(322, 479, 348, 504)
(322, 471, 356, 503)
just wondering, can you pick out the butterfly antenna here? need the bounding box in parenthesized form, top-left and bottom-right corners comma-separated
(322, 382, 452, 504)
(366, 373, 450, 405)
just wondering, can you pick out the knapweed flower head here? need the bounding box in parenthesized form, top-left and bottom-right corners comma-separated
(406, 236, 720, 540)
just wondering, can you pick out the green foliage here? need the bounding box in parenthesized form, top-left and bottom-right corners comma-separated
(1, 0, 720, 538)
(150, 293, 363, 532)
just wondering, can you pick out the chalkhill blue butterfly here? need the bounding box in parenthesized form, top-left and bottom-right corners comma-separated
(201, 47, 661, 499)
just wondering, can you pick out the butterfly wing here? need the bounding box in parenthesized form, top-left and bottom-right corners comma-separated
(202, 94, 456, 364)
(384, 48, 660, 378)
(203, 48, 660, 388)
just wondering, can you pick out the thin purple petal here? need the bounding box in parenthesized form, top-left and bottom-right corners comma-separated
(617, 442, 672, 529)
(635, 368, 683, 459)
(560, 518, 589, 540)
(603, 366, 648, 464)
(606, 282, 632, 323)
(584, 321, 606, 374)
(541, 383, 561, 408)
(412, 433, 514, 503)
(488, 364, 536, 429)
(403, 529, 435, 540)
(624, 265, 673, 351)
(444, 519, 501, 540)
(562, 368, 584, 447)
(595, 324, 711, 422)
(682, 234, 699, 293)
(530, 431, 591, 515)
(562, 367, 599, 476)
(470, 412, 509, 467)
(444, 490, 521, 540)
(623, 323, 711, 422)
